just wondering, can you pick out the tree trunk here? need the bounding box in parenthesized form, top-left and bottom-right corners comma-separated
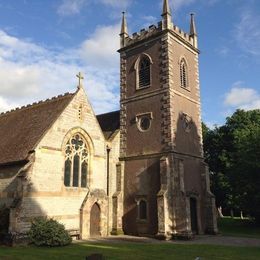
(240, 211, 244, 219)
(230, 209, 234, 218)
(217, 206, 224, 218)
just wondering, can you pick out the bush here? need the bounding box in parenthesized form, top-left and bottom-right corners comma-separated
(28, 217, 72, 247)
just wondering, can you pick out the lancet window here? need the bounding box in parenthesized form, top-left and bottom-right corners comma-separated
(139, 57, 151, 88)
(180, 58, 188, 89)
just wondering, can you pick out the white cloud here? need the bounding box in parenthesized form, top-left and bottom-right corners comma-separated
(169, 0, 219, 11)
(100, 0, 132, 8)
(224, 83, 260, 110)
(80, 24, 120, 69)
(217, 46, 230, 57)
(141, 15, 158, 28)
(235, 10, 260, 56)
(0, 96, 18, 113)
(0, 25, 120, 114)
(57, 0, 132, 17)
(57, 0, 87, 16)
(171, 0, 196, 10)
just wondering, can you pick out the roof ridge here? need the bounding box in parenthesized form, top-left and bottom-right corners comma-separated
(97, 110, 120, 117)
(0, 92, 74, 117)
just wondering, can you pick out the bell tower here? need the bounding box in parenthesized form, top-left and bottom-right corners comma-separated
(118, 0, 217, 238)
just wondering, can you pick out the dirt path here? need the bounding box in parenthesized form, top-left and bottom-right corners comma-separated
(82, 235, 260, 247)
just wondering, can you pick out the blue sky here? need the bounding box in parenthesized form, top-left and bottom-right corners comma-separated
(0, 0, 259, 126)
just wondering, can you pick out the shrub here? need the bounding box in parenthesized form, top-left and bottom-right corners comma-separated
(28, 217, 72, 247)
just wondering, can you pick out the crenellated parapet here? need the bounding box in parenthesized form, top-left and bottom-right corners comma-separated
(171, 24, 196, 47)
(119, 16, 198, 51)
(122, 22, 162, 48)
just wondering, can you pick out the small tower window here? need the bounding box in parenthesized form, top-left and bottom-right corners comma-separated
(78, 104, 83, 120)
(180, 59, 188, 89)
(136, 112, 153, 132)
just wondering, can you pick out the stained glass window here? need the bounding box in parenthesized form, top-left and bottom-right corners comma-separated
(73, 154, 79, 187)
(64, 134, 89, 188)
(64, 159, 71, 186)
(81, 161, 88, 188)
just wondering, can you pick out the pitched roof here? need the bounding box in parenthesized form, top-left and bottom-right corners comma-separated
(96, 110, 120, 140)
(0, 92, 75, 165)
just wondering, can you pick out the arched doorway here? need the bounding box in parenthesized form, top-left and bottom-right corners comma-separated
(190, 198, 198, 234)
(90, 203, 101, 237)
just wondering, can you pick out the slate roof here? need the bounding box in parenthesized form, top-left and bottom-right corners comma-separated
(96, 110, 120, 140)
(0, 92, 75, 165)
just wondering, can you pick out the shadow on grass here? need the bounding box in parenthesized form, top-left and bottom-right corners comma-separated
(0, 242, 260, 260)
(218, 217, 260, 239)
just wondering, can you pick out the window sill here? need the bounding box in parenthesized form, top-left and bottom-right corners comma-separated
(136, 85, 151, 91)
(64, 186, 89, 191)
(180, 86, 191, 92)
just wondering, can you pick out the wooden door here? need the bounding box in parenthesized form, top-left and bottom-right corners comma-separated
(90, 203, 101, 237)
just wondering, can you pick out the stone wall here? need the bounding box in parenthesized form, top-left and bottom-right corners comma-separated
(11, 87, 109, 237)
(119, 16, 217, 238)
(107, 131, 120, 233)
(0, 165, 23, 208)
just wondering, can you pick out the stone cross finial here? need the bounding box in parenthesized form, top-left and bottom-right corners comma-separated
(76, 72, 84, 88)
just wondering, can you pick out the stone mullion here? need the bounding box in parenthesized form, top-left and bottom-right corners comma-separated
(78, 153, 82, 188)
(70, 154, 74, 187)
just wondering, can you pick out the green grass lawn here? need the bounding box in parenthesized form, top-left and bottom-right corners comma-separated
(218, 217, 260, 238)
(0, 242, 260, 260)
(1, 217, 260, 260)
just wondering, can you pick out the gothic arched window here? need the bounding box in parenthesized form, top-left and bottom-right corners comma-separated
(139, 200, 147, 220)
(180, 59, 188, 89)
(64, 134, 89, 188)
(138, 56, 151, 88)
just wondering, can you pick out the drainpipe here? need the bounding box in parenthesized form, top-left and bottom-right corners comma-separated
(106, 145, 111, 196)
(106, 145, 111, 235)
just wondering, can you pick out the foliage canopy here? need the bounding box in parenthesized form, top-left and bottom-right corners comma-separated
(203, 109, 260, 223)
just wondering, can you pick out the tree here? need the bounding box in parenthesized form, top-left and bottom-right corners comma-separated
(203, 109, 260, 223)
(226, 110, 260, 223)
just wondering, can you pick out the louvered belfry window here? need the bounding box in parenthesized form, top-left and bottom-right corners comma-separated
(180, 59, 188, 89)
(139, 57, 151, 88)
(64, 134, 88, 188)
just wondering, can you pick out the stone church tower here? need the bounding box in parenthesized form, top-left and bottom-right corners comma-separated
(118, 0, 218, 238)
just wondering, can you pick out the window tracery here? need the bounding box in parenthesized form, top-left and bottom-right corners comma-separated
(64, 134, 88, 188)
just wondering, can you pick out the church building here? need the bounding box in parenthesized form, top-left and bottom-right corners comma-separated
(0, 0, 217, 241)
